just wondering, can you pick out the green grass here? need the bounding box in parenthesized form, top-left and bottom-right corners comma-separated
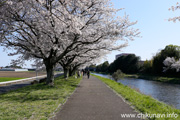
(0, 75, 81, 120)
(0, 77, 25, 82)
(92, 74, 180, 120)
(136, 74, 180, 84)
(94, 72, 180, 84)
(116, 73, 180, 84)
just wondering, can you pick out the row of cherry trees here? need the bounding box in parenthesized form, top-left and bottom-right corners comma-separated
(0, 0, 139, 86)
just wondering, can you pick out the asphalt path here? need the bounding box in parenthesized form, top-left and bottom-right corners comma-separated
(52, 75, 141, 120)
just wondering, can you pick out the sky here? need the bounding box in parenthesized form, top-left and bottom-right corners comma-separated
(104, 0, 180, 64)
(0, 0, 180, 68)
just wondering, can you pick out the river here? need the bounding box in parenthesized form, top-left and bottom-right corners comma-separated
(93, 73, 180, 109)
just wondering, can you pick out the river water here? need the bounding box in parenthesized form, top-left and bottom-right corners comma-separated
(93, 73, 180, 109)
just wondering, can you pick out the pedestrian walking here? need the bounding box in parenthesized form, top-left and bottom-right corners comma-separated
(77, 70, 81, 78)
(82, 69, 86, 76)
(87, 70, 90, 79)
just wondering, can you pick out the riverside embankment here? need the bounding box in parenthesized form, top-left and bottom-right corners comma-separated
(93, 73, 180, 110)
(92, 74, 180, 120)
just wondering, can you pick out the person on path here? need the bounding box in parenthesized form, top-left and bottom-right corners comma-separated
(87, 70, 90, 79)
(82, 69, 86, 76)
(77, 70, 81, 78)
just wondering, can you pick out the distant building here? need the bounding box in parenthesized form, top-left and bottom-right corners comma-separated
(115, 53, 134, 59)
(28, 69, 36, 71)
(15, 69, 28, 72)
(0, 68, 15, 71)
(0, 68, 28, 71)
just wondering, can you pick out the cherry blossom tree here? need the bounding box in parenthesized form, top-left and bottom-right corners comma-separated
(163, 57, 180, 72)
(166, 3, 180, 72)
(169, 2, 180, 22)
(0, 0, 139, 86)
(59, 40, 111, 78)
(68, 50, 106, 77)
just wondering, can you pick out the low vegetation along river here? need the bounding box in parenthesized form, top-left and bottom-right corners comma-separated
(93, 73, 180, 110)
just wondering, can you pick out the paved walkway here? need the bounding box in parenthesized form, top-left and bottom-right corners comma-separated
(53, 76, 141, 120)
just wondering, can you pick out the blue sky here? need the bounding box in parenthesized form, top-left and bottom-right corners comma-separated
(0, 0, 180, 67)
(105, 0, 180, 64)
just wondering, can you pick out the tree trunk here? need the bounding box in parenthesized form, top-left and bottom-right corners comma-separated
(69, 67, 75, 76)
(44, 59, 55, 86)
(69, 69, 73, 77)
(71, 69, 76, 76)
(71, 66, 78, 77)
(46, 65, 55, 86)
(63, 67, 69, 78)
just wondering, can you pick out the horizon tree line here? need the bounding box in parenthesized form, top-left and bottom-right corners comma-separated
(92, 44, 180, 77)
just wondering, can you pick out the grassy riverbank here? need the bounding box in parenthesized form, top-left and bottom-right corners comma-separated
(123, 74, 180, 84)
(92, 74, 180, 120)
(136, 74, 180, 84)
(0, 75, 81, 120)
(93, 72, 180, 84)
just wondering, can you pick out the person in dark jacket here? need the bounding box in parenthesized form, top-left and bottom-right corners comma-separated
(87, 70, 90, 79)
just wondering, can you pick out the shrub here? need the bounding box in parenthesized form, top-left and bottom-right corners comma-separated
(112, 69, 125, 81)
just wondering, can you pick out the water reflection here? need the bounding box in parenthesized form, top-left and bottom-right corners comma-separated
(93, 73, 180, 109)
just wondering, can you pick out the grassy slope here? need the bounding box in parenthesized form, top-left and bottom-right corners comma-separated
(0, 77, 25, 82)
(137, 74, 180, 84)
(0, 76, 81, 120)
(94, 71, 180, 84)
(92, 74, 180, 120)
